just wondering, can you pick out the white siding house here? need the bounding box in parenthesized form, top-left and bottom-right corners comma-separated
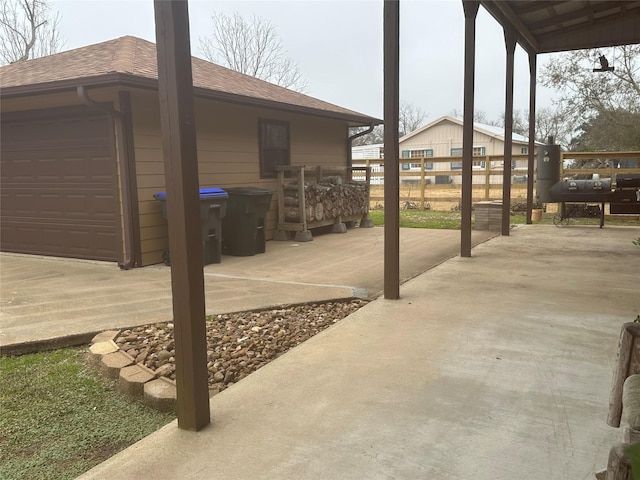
(352, 143, 384, 184)
(399, 116, 537, 185)
(352, 116, 539, 185)
(352, 143, 384, 160)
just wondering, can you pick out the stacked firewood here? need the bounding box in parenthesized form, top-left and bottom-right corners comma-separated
(282, 179, 369, 223)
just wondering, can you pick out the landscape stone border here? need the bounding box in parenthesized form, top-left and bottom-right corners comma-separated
(89, 331, 180, 413)
(88, 300, 367, 412)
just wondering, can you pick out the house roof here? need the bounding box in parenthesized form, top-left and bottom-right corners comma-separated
(0, 36, 381, 126)
(399, 115, 540, 145)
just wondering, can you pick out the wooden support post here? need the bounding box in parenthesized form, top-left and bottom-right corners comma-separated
(153, 0, 210, 431)
(484, 155, 490, 200)
(526, 52, 537, 224)
(461, 0, 479, 258)
(502, 26, 516, 237)
(383, 0, 400, 299)
(608, 323, 640, 427)
(299, 167, 308, 233)
(420, 157, 426, 211)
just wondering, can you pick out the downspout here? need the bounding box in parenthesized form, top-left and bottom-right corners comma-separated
(348, 124, 375, 166)
(347, 124, 375, 179)
(77, 85, 135, 270)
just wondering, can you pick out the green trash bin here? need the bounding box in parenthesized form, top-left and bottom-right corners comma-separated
(222, 187, 273, 256)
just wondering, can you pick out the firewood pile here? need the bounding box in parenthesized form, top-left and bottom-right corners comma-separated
(282, 177, 369, 223)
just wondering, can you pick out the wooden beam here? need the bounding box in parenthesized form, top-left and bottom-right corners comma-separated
(608, 323, 640, 428)
(526, 52, 536, 225)
(509, 1, 555, 16)
(153, 0, 211, 431)
(501, 26, 516, 237)
(383, 0, 400, 299)
(526, 1, 630, 32)
(481, 1, 539, 53)
(461, 0, 479, 258)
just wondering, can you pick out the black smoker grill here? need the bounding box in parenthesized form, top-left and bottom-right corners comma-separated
(536, 137, 640, 227)
(611, 174, 640, 214)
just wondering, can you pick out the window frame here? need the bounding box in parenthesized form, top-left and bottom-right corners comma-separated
(450, 146, 485, 169)
(258, 118, 291, 179)
(401, 149, 434, 170)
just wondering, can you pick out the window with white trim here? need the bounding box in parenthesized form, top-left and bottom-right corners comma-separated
(521, 146, 528, 154)
(450, 146, 485, 169)
(401, 149, 434, 170)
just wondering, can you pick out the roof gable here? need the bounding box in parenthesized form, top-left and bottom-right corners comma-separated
(0, 36, 380, 125)
(400, 115, 537, 145)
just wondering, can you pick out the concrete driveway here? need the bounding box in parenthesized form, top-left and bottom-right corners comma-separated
(0, 226, 495, 354)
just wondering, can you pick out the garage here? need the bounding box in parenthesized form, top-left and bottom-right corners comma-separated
(0, 108, 119, 261)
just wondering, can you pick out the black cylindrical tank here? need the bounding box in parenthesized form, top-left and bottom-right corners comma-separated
(536, 136, 561, 203)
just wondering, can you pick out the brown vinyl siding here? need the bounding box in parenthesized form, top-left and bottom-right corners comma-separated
(131, 92, 349, 266)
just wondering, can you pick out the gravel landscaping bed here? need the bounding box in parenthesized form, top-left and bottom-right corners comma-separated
(114, 299, 367, 395)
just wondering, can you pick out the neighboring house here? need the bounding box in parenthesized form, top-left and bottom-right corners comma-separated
(352, 143, 384, 160)
(351, 116, 538, 185)
(351, 144, 384, 185)
(0, 36, 380, 267)
(399, 115, 538, 185)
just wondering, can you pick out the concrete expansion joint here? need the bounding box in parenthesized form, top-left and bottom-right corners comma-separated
(89, 330, 184, 414)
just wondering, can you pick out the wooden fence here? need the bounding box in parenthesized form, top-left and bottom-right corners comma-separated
(352, 151, 640, 211)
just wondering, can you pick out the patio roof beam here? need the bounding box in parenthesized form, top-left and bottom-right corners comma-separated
(482, 1, 538, 54)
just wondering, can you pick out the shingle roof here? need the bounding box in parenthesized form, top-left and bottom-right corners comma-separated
(0, 36, 380, 125)
(400, 115, 541, 145)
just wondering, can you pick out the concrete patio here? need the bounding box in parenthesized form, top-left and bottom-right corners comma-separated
(76, 224, 640, 480)
(0, 227, 495, 354)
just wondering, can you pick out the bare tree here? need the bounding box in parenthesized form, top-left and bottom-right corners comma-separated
(399, 101, 427, 137)
(199, 12, 307, 92)
(534, 107, 575, 149)
(541, 45, 640, 150)
(0, 0, 64, 64)
(350, 101, 427, 145)
(450, 108, 493, 125)
(351, 125, 384, 147)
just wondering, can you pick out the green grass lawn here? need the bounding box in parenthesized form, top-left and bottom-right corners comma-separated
(368, 209, 639, 229)
(0, 348, 175, 480)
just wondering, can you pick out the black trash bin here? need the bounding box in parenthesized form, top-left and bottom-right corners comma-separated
(154, 187, 228, 265)
(222, 187, 273, 256)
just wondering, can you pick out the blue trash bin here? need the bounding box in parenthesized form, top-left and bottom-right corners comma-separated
(154, 187, 228, 265)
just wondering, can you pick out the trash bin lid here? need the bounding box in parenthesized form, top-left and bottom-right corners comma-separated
(223, 187, 274, 196)
(199, 187, 228, 198)
(153, 188, 228, 200)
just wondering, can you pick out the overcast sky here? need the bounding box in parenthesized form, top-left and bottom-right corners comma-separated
(51, 0, 560, 123)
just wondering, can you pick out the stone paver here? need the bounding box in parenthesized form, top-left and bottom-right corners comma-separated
(143, 378, 177, 413)
(118, 364, 156, 397)
(100, 351, 134, 379)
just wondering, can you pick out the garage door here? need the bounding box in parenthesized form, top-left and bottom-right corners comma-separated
(1, 110, 119, 261)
